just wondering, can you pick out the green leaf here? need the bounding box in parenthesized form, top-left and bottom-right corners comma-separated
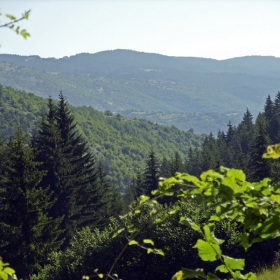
(134, 209, 141, 214)
(223, 255, 245, 270)
(154, 248, 165, 256)
(206, 273, 220, 280)
(155, 217, 165, 223)
(179, 217, 201, 232)
(3, 267, 15, 274)
(215, 265, 228, 273)
(128, 240, 138, 245)
(143, 239, 154, 245)
(243, 272, 257, 280)
(180, 268, 206, 279)
(193, 239, 221, 262)
(98, 273, 104, 278)
(139, 195, 150, 205)
(112, 228, 125, 238)
(0, 271, 8, 280)
(147, 248, 153, 254)
(270, 194, 280, 204)
(6, 14, 16, 21)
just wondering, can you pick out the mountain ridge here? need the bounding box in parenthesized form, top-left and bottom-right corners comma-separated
(0, 49, 279, 133)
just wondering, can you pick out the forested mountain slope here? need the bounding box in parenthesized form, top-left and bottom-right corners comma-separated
(0, 50, 279, 133)
(0, 85, 203, 190)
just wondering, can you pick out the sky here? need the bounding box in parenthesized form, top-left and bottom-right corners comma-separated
(1, 0, 280, 60)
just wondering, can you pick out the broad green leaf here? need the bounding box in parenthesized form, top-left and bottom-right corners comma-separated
(258, 216, 280, 238)
(3, 267, 15, 274)
(98, 273, 104, 278)
(209, 215, 220, 222)
(143, 239, 154, 245)
(200, 170, 221, 182)
(0, 271, 8, 280)
(203, 225, 224, 244)
(227, 168, 246, 182)
(215, 265, 228, 273)
(223, 255, 245, 270)
(134, 209, 141, 214)
(193, 239, 221, 262)
(270, 194, 280, 204)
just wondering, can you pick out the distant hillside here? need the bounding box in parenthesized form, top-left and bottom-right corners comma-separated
(0, 85, 204, 190)
(0, 50, 279, 133)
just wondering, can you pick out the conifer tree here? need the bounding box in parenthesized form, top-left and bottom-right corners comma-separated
(0, 128, 62, 278)
(34, 93, 105, 248)
(170, 151, 183, 175)
(142, 148, 160, 196)
(249, 114, 272, 181)
(268, 93, 280, 143)
(235, 109, 255, 173)
(160, 156, 171, 177)
(134, 166, 145, 198)
(200, 133, 220, 171)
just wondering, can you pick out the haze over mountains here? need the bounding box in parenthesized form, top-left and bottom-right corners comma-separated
(0, 49, 279, 133)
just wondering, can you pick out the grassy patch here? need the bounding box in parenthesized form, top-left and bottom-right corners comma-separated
(257, 253, 280, 280)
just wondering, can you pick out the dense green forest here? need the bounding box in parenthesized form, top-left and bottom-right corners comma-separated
(1, 50, 280, 133)
(1, 81, 280, 279)
(0, 85, 203, 190)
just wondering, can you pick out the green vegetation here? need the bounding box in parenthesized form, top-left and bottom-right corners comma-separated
(1, 50, 280, 133)
(0, 85, 203, 190)
(2, 82, 280, 279)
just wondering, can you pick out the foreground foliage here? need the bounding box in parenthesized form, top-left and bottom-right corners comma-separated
(100, 166, 280, 280)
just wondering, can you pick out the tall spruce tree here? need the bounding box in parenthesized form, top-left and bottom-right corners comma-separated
(34, 93, 105, 248)
(142, 148, 160, 196)
(0, 128, 62, 278)
(268, 92, 280, 143)
(249, 114, 272, 181)
(170, 151, 183, 175)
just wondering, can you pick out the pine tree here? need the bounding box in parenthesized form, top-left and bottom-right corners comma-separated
(236, 108, 255, 173)
(142, 148, 160, 196)
(170, 151, 183, 175)
(0, 128, 62, 278)
(160, 156, 171, 177)
(264, 95, 274, 124)
(134, 166, 144, 198)
(200, 133, 220, 171)
(249, 114, 272, 181)
(34, 93, 104, 248)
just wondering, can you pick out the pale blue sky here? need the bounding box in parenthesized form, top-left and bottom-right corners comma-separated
(1, 0, 280, 59)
